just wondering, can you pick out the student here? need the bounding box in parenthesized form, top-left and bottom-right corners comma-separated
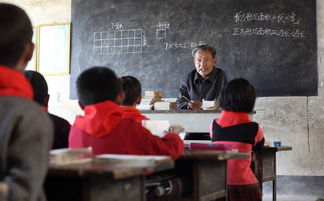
(121, 75, 149, 123)
(0, 3, 53, 201)
(24, 70, 71, 149)
(69, 67, 184, 160)
(210, 78, 264, 201)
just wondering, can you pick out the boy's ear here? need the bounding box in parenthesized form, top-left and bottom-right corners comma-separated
(116, 91, 125, 105)
(78, 100, 85, 110)
(16, 43, 35, 71)
(25, 43, 34, 62)
(43, 94, 50, 107)
(136, 96, 142, 105)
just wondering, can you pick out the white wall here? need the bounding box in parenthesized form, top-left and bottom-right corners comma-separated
(252, 1, 324, 176)
(2, 0, 324, 176)
(0, 0, 82, 122)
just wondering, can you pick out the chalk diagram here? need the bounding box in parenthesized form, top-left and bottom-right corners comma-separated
(93, 21, 205, 54)
(156, 29, 167, 39)
(156, 22, 170, 40)
(93, 29, 143, 54)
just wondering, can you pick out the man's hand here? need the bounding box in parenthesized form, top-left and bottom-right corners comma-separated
(188, 100, 202, 110)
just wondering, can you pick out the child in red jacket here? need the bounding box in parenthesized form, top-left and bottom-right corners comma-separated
(210, 78, 264, 201)
(69, 67, 184, 160)
(121, 75, 149, 123)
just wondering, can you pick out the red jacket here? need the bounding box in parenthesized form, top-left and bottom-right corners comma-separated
(69, 101, 184, 160)
(210, 110, 264, 185)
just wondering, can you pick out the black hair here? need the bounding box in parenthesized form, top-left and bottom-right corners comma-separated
(76, 66, 122, 106)
(121, 76, 142, 106)
(219, 78, 256, 113)
(24, 70, 48, 106)
(0, 3, 33, 67)
(192, 45, 217, 59)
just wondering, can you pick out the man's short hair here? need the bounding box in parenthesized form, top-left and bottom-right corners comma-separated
(192, 45, 217, 59)
(121, 76, 142, 106)
(77, 67, 122, 106)
(219, 78, 256, 113)
(0, 3, 33, 67)
(24, 70, 48, 106)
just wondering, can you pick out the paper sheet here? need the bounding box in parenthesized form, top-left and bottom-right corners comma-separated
(142, 120, 169, 137)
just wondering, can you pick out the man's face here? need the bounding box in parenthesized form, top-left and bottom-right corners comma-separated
(194, 50, 216, 78)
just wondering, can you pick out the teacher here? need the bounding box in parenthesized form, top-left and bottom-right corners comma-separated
(176, 45, 227, 110)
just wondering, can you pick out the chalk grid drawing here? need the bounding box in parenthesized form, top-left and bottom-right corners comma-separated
(156, 29, 166, 39)
(156, 22, 170, 40)
(93, 29, 143, 54)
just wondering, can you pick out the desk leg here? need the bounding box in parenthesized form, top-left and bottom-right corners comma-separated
(261, 150, 277, 201)
(193, 160, 227, 201)
(255, 151, 264, 194)
(86, 175, 145, 201)
(273, 153, 276, 201)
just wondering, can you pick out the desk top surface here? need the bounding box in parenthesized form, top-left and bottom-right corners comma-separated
(181, 149, 250, 160)
(181, 141, 292, 159)
(262, 145, 293, 152)
(141, 109, 221, 114)
(48, 157, 174, 180)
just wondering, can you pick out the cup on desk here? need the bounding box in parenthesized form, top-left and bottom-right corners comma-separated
(273, 141, 281, 147)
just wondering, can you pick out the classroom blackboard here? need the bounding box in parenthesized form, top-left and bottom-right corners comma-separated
(70, 0, 317, 98)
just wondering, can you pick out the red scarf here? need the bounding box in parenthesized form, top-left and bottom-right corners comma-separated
(122, 106, 149, 123)
(75, 101, 124, 137)
(216, 110, 251, 127)
(0, 65, 33, 99)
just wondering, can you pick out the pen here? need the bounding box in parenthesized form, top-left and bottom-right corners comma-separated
(182, 95, 190, 102)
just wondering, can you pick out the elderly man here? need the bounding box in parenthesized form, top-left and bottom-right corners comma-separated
(177, 45, 227, 110)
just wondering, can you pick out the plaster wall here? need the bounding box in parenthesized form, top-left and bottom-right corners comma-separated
(2, 0, 324, 176)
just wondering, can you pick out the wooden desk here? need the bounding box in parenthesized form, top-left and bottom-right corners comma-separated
(142, 110, 254, 133)
(46, 157, 174, 201)
(142, 110, 221, 132)
(251, 146, 292, 201)
(169, 148, 249, 201)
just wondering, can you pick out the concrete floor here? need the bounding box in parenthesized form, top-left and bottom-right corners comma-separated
(263, 194, 320, 201)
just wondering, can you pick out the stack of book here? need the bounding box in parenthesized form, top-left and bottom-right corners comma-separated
(137, 91, 163, 110)
(153, 101, 177, 110)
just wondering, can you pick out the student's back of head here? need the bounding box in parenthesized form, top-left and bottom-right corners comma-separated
(0, 3, 33, 68)
(24, 70, 70, 149)
(77, 66, 122, 106)
(121, 76, 142, 106)
(0, 4, 53, 201)
(219, 78, 256, 113)
(24, 70, 48, 106)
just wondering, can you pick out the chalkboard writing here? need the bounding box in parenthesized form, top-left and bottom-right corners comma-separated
(232, 11, 305, 38)
(70, 0, 317, 98)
